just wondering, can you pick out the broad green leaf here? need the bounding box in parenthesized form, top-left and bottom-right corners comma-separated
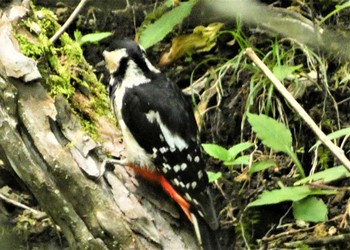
(224, 155, 250, 166)
(202, 144, 229, 161)
(139, 0, 198, 49)
(272, 64, 302, 81)
(79, 32, 112, 45)
(248, 186, 336, 207)
(249, 160, 277, 174)
(207, 171, 222, 182)
(294, 166, 350, 185)
(228, 142, 254, 159)
(309, 128, 350, 151)
(248, 186, 312, 207)
(293, 197, 328, 222)
(247, 113, 292, 154)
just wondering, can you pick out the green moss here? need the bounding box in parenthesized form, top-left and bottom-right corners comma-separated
(81, 119, 98, 141)
(15, 4, 112, 140)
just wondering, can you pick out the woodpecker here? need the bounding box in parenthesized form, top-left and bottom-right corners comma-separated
(103, 39, 220, 249)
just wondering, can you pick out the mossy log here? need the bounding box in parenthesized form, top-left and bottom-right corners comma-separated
(0, 2, 197, 249)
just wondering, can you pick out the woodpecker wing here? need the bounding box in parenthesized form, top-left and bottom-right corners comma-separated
(120, 76, 218, 230)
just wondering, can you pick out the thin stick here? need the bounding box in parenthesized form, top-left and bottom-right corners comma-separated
(0, 192, 43, 215)
(245, 47, 350, 172)
(50, 0, 89, 43)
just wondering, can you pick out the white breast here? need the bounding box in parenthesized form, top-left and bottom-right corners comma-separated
(111, 60, 155, 170)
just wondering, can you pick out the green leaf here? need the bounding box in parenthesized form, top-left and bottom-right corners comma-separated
(224, 155, 250, 166)
(202, 144, 229, 161)
(227, 142, 254, 159)
(248, 186, 337, 207)
(272, 64, 302, 81)
(309, 128, 350, 151)
(79, 32, 112, 45)
(293, 197, 328, 222)
(248, 186, 312, 207)
(247, 113, 292, 154)
(249, 160, 277, 174)
(207, 171, 222, 183)
(294, 166, 350, 185)
(139, 0, 197, 49)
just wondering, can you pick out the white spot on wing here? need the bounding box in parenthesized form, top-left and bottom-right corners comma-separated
(185, 193, 192, 201)
(180, 163, 187, 171)
(198, 170, 203, 179)
(160, 147, 169, 154)
(198, 210, 205, 218)
(152, 148, 158, 158)
(162, 163, 171, 174)
(193, 199, 200, 206)
(173, 178, 180, 186)
(187, 154, 192, 162)
(145, 110, 188, 151)
(194, 156, 200, 163)
(173, 165, 180, 172)
(160, 134, 164, 142)
(191, 181, 197, 189)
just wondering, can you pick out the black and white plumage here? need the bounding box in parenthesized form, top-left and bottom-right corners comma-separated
(103, 39, 219, 249)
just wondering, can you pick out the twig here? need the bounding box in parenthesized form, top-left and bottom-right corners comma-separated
(284, 233, 350, 247)
(0, 192, 43, 215)
(245, 48, 350, 172)
(50, 0, 89, 43)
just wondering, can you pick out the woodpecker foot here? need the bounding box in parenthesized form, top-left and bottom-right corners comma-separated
(98, 158, 127, 179)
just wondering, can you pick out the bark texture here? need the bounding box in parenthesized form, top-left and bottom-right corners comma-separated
(0, 2, 197, 249)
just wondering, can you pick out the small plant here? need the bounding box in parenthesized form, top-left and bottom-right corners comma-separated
(248, 185, 335, 222)
(74, 31, 112, 46)
(202, 142, 254, 167)
(247, 113, 305, 178)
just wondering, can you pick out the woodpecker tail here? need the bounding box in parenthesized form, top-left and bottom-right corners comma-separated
(191, 212, 221, 250)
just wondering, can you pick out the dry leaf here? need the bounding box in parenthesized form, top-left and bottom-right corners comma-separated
(159, 22, 223, 66)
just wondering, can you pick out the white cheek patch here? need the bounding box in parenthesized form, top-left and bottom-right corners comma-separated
(146, 110, 188, 152)
(103, 49, 128, 74)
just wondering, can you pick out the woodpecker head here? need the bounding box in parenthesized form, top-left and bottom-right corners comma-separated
(103, 39, 160, 95)
(103, 40, 143, 73)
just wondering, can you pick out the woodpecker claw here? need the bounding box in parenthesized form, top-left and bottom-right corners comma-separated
(98, 158, 127, 179)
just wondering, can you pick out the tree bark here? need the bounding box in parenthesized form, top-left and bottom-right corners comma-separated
(0, 2, 197, 249)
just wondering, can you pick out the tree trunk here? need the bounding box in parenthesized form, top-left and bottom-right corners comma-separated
(0, 2, 197, 249)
